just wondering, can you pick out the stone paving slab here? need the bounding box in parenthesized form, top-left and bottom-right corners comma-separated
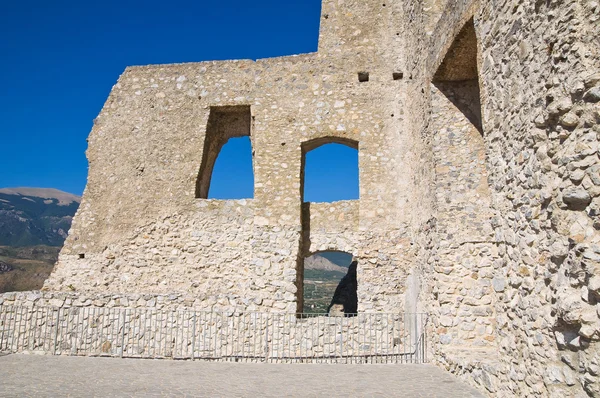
(0, 354, 484, 397)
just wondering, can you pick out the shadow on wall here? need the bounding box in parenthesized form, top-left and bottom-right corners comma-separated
(327, 260, 358, 317)
(433, 80, 483, 134)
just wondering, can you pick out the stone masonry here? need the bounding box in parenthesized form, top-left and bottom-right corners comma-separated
(1, 0, 598, 396)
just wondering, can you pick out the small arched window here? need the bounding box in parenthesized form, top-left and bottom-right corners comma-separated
(301, 137, 359, 203)
(195, 106, 254, 199)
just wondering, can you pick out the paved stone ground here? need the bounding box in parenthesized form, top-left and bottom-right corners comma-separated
(0, 354, 484, 397)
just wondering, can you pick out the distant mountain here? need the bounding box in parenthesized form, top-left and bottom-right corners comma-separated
(0, 187, 80, 247)
(318, 251, 353, 267)
(305, 254, 349, 273)
(303, 253, 353, 313)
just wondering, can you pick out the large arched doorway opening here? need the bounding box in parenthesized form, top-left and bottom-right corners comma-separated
(302, 250, 356, 315)
(297, 137, 359, 314)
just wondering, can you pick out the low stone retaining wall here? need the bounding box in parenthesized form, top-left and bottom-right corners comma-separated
(0, 292, 427, 364)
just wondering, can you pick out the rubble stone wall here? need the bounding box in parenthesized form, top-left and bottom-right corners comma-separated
(43, 1, 425, 315)
(418, 0, 600, 396)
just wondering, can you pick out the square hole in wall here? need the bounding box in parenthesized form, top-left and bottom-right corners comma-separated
(393, 72, 403, 80)
(357, 72, 369, 82)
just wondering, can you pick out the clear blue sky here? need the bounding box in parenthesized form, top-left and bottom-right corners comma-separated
(1, 0, 359, 202)
(209, 138, 359, 202)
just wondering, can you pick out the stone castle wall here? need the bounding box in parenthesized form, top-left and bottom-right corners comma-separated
(412, 0, 599, 396)
(43, 1, 426, 315)
(32, 0, 600, 396)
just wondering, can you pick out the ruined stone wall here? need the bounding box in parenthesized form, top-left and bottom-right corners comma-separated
(44, 1, 430, 315)
(475, 0, 599, 395)
(303, 201, 359, 255)
(421, 0, 600, 396)
(33, 0, 600, 395)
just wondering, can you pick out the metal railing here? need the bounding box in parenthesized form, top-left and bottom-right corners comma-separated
(0, 305, 427, 364)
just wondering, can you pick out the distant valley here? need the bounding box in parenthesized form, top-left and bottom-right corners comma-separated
(303, 251, 352, 313)
(0, 246, 60, 292)
(0, 188, 79, 293)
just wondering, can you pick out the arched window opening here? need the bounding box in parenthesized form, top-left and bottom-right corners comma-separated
(302, 251, 356, 316)
(207, 136, 254, 199)
(301, 138, 359, 203)
(432, 18, 483, 134)
(195, 106, 254, 199)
